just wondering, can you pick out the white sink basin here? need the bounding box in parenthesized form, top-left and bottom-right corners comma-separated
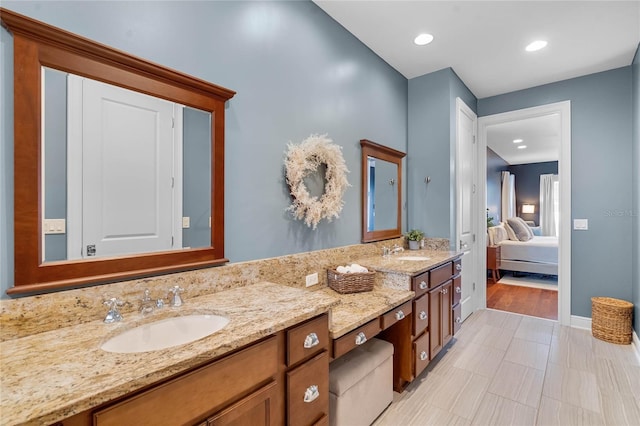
(396, 256, 431, 261)
(101, 314, 229, 353)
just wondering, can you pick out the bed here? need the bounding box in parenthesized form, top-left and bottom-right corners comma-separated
(497, 236, 558, 275)
(488, 221, 558, 276)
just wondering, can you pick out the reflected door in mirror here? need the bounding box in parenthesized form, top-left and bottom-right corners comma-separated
(43, 69, 212, 262)
(366, 157, 398, 232)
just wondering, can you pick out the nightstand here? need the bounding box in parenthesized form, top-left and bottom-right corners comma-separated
(487, 246, 501, 283)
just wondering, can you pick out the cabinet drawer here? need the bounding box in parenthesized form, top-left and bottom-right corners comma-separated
(288, 314, 329, 367)
(430, 262, 453, 288)
(413, 293, 429, 337)
(287, 352, 329, 426)
(452, 275, 462, 307)
(381, 301, 412, 330)
(413, 331, 430, 377)
(333, 318, 382, 359)
(94, 336, 278, 426)
(412, 271, 430, 298)
(453, 258, 462, 276)
(453, 304, 462, 336)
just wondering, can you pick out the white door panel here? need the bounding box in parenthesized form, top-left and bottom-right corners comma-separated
(456, 98, 478, 322)
(76, 78, 177, 257)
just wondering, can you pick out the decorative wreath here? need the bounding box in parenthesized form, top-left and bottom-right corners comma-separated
(285, 134, 350, 230)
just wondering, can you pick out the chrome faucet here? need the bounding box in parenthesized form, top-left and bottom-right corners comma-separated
(391, 244, 404, 255)
(168, 286, 185, 307)
(139, 289, 155, 314)
(103, 297, 124, 323)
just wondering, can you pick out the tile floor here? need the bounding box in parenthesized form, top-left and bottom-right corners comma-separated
(374, 309, 640, 426)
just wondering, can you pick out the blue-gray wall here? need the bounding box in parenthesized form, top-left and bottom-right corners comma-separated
(407, 68, 477, 247)
(486, 148, 508, 224)
(508, 161, 559, 226)
(632, 44, 639, 333)
(478, 67, 634, 319)
(0, 1, 408, 297)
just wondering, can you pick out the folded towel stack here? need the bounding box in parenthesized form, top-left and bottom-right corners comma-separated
(335, 263, 369, 274)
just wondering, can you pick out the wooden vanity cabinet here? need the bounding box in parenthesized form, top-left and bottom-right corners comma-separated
(57, 314, 330, 426)
(93, 336, 279, 426)
(379, 257, 462, 392)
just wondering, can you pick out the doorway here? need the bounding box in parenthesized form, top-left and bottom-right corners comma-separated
(477, 101, 572, 326)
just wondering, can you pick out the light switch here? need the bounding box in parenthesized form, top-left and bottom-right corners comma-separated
(573, 219, 588, 230)
(182, 217, 190, 228)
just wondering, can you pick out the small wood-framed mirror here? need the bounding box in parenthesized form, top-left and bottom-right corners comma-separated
(2, 9, 235, 294)
(360, 139, 406, 243)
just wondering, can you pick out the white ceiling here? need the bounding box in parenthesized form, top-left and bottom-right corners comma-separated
(313, 0, 640, 99)
(486, 113, 560, 165)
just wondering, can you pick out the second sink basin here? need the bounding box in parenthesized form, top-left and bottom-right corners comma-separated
(396, 256, 431, 261)
(101, 314, 229, 353)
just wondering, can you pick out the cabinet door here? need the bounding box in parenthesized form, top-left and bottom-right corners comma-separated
(208, 381, 278, 426)
(441, 281, 453, 348)
(428, 286, 442, 359)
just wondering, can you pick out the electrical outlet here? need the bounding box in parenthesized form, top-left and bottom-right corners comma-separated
(182, 217, 190, 228)
(43, 218, 66, 234)
(305, 272, 319, 287)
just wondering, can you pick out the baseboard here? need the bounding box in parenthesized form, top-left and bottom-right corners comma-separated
(634, 330, 640, 364)
(570, 315, 592, 330)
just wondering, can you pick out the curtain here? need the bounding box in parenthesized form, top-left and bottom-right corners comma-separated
(501, 171, 516, 222)
(540, 174, 559, 236)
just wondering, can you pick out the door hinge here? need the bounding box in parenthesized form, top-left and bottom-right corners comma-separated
(472, 234, 476, 243)
(171, 236, 174, 247)
(473, 282, 476, 290)
(171, 177, 175, 188)
(472, 184, 476, 194)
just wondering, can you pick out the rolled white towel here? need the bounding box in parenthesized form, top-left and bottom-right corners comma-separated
(336, 266, 349, 274)
(349, 263, 369, 273)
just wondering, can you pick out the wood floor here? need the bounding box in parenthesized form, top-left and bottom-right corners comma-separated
(374, 309, 640, 426)
(487, 281, 558, 320)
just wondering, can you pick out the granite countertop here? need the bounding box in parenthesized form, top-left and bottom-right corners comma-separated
(0, 282, 339, 426)
(355, 249, 462, 275)
(0, 280, 417, 426)
(320, 286, 414, 338)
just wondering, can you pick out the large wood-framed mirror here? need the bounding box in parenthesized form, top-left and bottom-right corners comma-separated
(2, 9, 235, 294)
(360, 139, 406, 243)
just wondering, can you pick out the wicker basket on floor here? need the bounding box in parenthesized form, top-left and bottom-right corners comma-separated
(591, 297, 633, 344)
(327, 269, 375, 294)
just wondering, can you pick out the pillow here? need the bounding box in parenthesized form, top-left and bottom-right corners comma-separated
(488, 224, 509, 246)
(506, 217, 534, 242)
(502, 221, 519, 241)
(530, 226, 542, 236)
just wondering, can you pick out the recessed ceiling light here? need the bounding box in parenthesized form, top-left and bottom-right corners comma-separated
(517, 145, 528, 149)
(526, 40, 547, 52)
(414, 33, 434, 46)
(513, 139, 523, 143)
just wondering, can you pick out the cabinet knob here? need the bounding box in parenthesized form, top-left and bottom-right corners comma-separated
(355, 332, 367, 345)
(420, 351, 428, 361)
(303, 385, 319, 403)
(395, 310, 405, 320)
(456, 317, 462, 324)
(456, 264, 462, 271)
(303, 332, 319, 349)
(419, 311, 427, 321)
(455, 286, 461, 294)
(442, 288, 448, 294)
(419, 281, 427, 290)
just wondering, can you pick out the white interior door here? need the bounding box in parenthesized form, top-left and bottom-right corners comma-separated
(456, 98, 478, 321)
(70, 77, 178, 258)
